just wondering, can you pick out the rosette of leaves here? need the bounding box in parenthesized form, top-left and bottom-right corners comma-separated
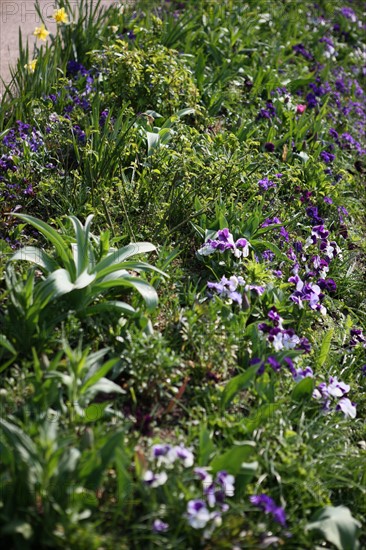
(1, 214, 165, 359)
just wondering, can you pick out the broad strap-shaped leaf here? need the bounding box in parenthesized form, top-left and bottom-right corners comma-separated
(82, 378, 125, 398)
(96, 260, 167, 282)
(317, 328, 334, 368)
(146, 131, 161, 155)
(83, 301, 136, 317)
(10, 246, 59, 272)
(92, 276, 158, 310)
(11, 213, 75, 277)
(0, 334, 17, 356)
(95, 242, 156, 274)
(69, 215, 94, 277)
(35, 269, 96, 303)
(306, 506, 361, 550)
(82, 357, 120, 391)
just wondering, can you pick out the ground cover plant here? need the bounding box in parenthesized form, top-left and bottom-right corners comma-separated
(0, 0, 365, 548)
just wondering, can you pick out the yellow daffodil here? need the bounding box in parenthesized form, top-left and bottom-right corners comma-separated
(33, 24, 49, 41)
(24, 59, 37, 73)
(53, 7, 68, 24)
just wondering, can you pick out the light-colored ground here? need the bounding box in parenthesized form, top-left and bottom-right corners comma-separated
(0, 0, 118, 92)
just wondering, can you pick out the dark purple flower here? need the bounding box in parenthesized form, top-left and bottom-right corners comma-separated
(306, 93, 318, 109)
(267, 356, 281, 372)
(264, 142, 275, 152)
(258, 177, 276, 191)
(293, 43, 313, 60)
(250, 494, 287, 526)
(340, 7, 357, 22)
(320, 151, 335, 164)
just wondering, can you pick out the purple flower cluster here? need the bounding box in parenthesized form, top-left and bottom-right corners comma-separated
(261, 217, 289, 242)
(258, 308, 311, 354)
(197, 228, 249, 258)
(288, 274, 326, 315)
(207, 275, 265, 306)
(257, 101, 276, 120)
(339, 7, 357, 23)
(258, 177, 276, 191)
(286, 223, 342, 315)
(349, 328, 366, 348)
(320, 150, 335, 164)
(187, 469, 235, 531)
(3, 121, 44, 154)
(293, 43, 313, 61)
(250, 494, 287, 526)
(313, 376, 357, 418)
(151, 442, 194, 468)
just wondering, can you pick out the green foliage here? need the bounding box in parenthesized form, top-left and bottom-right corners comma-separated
(0, 0, 365, 547)
(90, 41, 200, 116)
(0, 213, 164, 358)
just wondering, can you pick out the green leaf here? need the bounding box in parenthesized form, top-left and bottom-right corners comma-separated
(291, 377, 315, 402)
(221, 364, 258, 410)
(94, 277, 158, 310)
(10, 246, 59, 272)
(96, 260, 166, 282)
(306, 506, 361, 550)
(69, 215, 94, 277)
(95, 242, 156, 274)
(198, 424, 215, 466)
(317, 328, 334, 367)
(0, 334, 17, 356)
(244, 403, 279, 433)
(82, 357, 120, 391)
(11, 214, 75, 277)
(146, 131, 160, 155)
(83, 301, 136, 317)
(210, 443, 255, 475)
(80, 430, 125, 489)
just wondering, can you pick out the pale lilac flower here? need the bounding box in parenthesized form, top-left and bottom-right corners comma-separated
(293, 366, 314, 382)
(153, 519, 169, 532)
(169, 444, 194, 468)
(216, 471, 235, 497)
(187, 500, 211, 529)
(336, 398, 357, 419)
(143, 470, 168, 488)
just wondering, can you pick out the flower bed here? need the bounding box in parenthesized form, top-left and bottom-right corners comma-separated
(0, 1, 365, 548)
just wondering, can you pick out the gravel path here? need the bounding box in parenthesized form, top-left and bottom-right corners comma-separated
(0, 0, 117, 93)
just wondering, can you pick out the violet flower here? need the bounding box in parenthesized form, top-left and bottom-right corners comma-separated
(250, 494, 287, 526)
